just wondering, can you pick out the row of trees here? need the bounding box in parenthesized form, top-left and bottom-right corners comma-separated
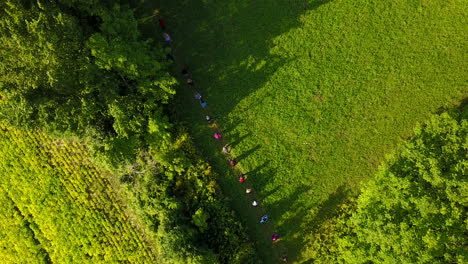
(0, 0, 257, 263)
(304, 106, 468, 263)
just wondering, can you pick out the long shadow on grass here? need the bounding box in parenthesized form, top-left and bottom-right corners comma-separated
(147, 0, 337, 260)
(156, 0, 334, 122)
(236, 145, 261, 162)
(271, 184, 350, 261)
(228, 132, 250, 149)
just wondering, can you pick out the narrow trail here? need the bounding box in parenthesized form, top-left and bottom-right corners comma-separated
(160, 22, 289, 263)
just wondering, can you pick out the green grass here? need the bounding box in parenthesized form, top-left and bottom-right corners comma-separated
(150, 0, 467, 262)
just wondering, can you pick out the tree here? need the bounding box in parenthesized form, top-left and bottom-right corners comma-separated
(0, 0, 177, 160)
(341, 108, 468, 263)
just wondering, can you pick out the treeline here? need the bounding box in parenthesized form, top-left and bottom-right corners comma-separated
(0, 0, 256, 263)
(304, 106, 468, 263)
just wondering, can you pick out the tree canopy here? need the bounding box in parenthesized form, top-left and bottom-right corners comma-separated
(0, 0, 177, 161)
(305, 106, 468, 263)
(347, 108, 467, 263)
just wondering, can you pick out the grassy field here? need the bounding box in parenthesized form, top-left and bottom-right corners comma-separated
(153, 0, 467, 262)
(0, 123, 157, 263)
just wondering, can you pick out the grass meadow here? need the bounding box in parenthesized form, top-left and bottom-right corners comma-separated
(150, 0, 467, 262)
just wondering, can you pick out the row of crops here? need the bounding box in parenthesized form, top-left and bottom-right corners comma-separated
(0, 122, 157, 263)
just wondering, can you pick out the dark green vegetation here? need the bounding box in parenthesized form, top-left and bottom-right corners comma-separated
(0, 0, 176, 162)
(306, 107, 468, 263)
(0, 0, 256, 263)
(117, 127, 257, 263)
(158, 0, 468, 261)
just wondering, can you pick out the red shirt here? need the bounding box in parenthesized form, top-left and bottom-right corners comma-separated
(238, 177, 245, 183)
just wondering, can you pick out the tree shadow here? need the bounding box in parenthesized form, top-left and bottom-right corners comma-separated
(243, 161, 278, 190)
(152, 0, 334, 119)
(221, 118, 242, 135)
(303, 184, 350, 229)
(460, 97, 468, 108)
(235, 144, 261, 162)
(266, 184, 351, 262)
(227, 132, 250, 149)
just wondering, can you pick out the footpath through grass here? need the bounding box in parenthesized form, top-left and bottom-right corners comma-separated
(153, 0, 467, 262)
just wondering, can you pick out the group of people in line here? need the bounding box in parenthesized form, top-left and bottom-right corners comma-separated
(159, 16, 287, 263)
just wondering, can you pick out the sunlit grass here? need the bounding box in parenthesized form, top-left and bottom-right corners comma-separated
(155, 0, 467, 261)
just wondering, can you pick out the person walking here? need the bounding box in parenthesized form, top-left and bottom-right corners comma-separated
(238, 175, 245, 183)
(213, 133, 222, 139)
(245, 188, 252, 194)
(158, 18, 166, 30)
(260, 215, 269, 223)
(271, 234, 280, 241)
(200, 100, 207, 108)
(229, 159, 237, 166)
(222, 144, 230, 154)
(252, 200, 258, 207)
(206, 115, 214, 124)
(194, 92, 202, 100)
(187, 78, 194, 87)
(163, 33, 171, 44)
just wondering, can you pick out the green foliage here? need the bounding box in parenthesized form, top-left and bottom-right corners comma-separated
(0, 1, 254, 263)
(0, 194, 49, 263)
(305, 108, 467, 263)
(343, 109, 467, 263)
(0, 0, 177, 159)
(119, 127, 258, 263)
(87, 4, 176, 102)
(192, 208, 209, 232)
(301, 200, 357, 263)
(0, 123, 158, 263)
(0, 0, 85, 91)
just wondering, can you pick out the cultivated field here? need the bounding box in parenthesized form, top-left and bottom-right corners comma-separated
(158, 0, 468, 261)
(0, 123, 157, 263)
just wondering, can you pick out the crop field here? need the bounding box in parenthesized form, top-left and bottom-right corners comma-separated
(0, 123, 157, 263)
(157, 0, 468, 261)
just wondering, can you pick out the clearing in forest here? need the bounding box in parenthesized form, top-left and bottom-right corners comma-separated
(157, 0, 467, 261)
